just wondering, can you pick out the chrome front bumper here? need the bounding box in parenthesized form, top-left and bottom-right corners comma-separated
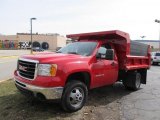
(14, 79, 64, 100)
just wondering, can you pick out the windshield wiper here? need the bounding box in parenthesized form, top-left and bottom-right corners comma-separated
(56, 51, 62, 53)
(67, 52, 79, 55)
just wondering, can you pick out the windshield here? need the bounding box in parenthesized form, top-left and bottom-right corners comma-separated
(57, 42, 97, 56)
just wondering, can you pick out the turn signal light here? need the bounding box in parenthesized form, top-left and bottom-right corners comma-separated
(50, 64, 57, 76)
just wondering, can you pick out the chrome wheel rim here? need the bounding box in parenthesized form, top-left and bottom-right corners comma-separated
(136, 73, 141, 88)
(69, 87, 84, 107)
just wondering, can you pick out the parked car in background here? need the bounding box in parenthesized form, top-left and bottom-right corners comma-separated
(32, 47, 44, 52)
(151, 52, 160, 65)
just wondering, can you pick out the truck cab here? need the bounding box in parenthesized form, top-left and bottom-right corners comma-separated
(14, 30, 150, 112)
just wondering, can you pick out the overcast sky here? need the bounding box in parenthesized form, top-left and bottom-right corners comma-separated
(0, 0, 160, 40)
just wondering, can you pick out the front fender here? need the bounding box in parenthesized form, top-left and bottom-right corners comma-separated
(61, 61, 91, 82)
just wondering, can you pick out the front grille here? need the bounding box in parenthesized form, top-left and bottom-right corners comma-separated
(18, 59, 38, 80)
(15, 80, 26, 87)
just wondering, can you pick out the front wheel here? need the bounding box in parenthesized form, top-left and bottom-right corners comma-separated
(61, 81, 88, 112)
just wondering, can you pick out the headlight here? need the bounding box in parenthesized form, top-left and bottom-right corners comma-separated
(38, 64, 57, 76)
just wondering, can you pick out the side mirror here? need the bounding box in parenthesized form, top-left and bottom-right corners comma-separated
(106, 49, 114, 60)
(96, 53, 106, 59)
(96, 47, 114, 60)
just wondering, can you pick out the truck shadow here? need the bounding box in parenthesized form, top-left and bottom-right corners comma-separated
(87, 82, 131, 107)
(0, 82, 132, 120)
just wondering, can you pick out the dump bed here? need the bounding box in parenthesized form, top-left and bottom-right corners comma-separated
(130, 41, 149, 56)
(67, 30, 151, 70)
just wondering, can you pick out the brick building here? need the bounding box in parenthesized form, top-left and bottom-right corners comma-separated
(0, 33, 67, 50)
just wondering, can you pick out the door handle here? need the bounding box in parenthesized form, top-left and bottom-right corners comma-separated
(111, 62, 115, 66)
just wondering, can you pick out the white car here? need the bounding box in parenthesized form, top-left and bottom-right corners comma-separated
(151, 52, 160, 65)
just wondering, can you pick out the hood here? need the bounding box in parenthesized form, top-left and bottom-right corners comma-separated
(21, 52, 90, 64)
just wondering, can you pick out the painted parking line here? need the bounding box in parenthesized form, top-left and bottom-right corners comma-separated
(0, 56, 18, 64)
(0, 78, 12, 83)
(0, 60, 17, 64)
(0, 56, 19, 59)
(0, 57, 18, 62)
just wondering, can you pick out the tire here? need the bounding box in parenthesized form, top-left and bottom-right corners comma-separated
(123, 72, 141, 91)
(152, 62, 156, 65)
(152, 62, 158, 65)
(61, 80, 88, 112)
(154, 62, 158, 65)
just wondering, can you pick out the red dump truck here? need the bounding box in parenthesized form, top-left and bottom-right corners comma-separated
(14, 30, 150, 112)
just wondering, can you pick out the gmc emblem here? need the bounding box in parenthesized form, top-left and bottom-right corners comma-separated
(19, 65, 27, 71)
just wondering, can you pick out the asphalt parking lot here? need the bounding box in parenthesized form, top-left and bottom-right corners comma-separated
(121, 65, 160, 120)
(0, 50, 51, 81)
(0, 50, 29, 81)
(0, 50, 30, 57)
(0, 65, 160, 120)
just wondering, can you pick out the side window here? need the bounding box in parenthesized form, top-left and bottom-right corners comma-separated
(105, 44, 112, 49)
(97, 44, 114, 60)
(98, 44, 112, 54)
(98, 46, 107, 55)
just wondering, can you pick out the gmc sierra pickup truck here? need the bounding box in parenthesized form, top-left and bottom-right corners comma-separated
(14, 30, 150, 112)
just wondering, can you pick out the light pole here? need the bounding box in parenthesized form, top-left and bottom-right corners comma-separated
(30, 17, 37, 54)
(155, 19, 160, 51)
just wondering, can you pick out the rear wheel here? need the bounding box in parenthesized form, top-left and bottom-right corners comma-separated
(134, 73, 141, 89)
(61, 81, 88, 112)
(123, 72, 141, 91)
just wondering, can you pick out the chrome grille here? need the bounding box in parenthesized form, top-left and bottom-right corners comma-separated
(18, 58, 39, 80)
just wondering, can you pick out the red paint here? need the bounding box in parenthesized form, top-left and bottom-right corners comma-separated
(14, 30, 150, 89)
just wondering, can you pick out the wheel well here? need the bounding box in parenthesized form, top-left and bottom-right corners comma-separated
(66, 72, 91, 89)
(119, 69, 147, 84)
(137, 69, 147, 84)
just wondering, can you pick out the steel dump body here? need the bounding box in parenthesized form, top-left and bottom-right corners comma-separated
(67, 30, 150, 71)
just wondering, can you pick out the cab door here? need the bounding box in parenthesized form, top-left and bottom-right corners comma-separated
(102, 56, 118, 85)
(91, 59, 106, 88)
(96, 44, 118, 86)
